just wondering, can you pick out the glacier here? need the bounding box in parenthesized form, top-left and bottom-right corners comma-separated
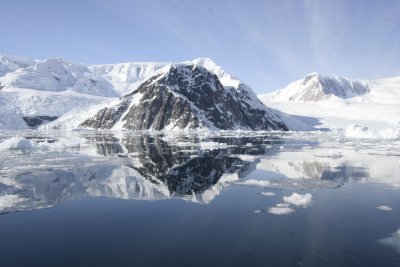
(258, 73, 400, 139)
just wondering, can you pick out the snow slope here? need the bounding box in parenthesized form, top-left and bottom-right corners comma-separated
(1, 55, 118, 97)
(0, 54, 120, 129)
(258, 73, 400, 135)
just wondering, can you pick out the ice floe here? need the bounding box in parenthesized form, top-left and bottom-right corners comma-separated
(379, 228, 400, 253)
(0, 136, 36, 151)
(261, 192, 276, 196)
(267, 206, 295, 215)
(345, 124, 400, 140)
(242, 179, 270, 187)
(283, 192, 313, 206)
(376, 205, 392, 211)
(266, 193, 312, 215)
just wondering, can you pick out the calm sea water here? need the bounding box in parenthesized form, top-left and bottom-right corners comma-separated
(0, 131, 399, 267)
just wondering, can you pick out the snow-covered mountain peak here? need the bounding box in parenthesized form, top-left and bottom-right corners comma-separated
(258, 72, 400, 132)
(262, 72, 371, 102)
(302, 72, 320, 85)
(191, 58, 242, 89)
(0, 54, 34, 76)
(80, 63, 288, 131)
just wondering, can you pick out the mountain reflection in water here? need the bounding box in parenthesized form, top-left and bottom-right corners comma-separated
(0, 133, 283, 213)
(1, 131, 398, 214)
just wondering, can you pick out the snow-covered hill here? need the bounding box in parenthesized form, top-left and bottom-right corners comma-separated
(258, 73, 400, 138)
(0, 54, 119, 129)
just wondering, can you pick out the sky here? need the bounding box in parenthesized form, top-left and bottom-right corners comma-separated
(1, 0, 400, 93)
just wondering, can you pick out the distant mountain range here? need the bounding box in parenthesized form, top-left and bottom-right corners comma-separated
(258, 72, 400, 132)
(0, 54, 399, 133)
(0, 54, 291, 131)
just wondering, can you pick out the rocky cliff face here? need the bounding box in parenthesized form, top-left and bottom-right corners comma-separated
(81, 64, 288, 131)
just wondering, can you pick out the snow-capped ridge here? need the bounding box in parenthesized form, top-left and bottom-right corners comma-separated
(0, 54, 35, 76)
(0, 55, 118, 97)
(89, 57, 242, 96)
(261, 72, 371, 102)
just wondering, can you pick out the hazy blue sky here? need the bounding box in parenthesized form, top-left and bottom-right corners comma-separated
(1, 0, 400, 93)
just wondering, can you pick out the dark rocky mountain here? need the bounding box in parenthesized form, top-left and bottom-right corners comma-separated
(81, 64, 288, 131)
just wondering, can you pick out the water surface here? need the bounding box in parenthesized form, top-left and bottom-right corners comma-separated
(0, 131, 399, 267)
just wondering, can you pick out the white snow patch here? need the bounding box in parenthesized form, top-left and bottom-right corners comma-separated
(377, 205, 392, 211)
(379, 228, 400, 253)
(219, 173, 240, 184)
(0, 136, 36, 151)
(267, 206, 295, 215)
(283, 192, 313, 206)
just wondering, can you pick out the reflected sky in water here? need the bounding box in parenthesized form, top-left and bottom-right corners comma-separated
(0, 131, 399, 266)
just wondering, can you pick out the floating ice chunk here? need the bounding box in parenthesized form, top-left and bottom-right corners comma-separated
(283, 192, 312, 206)
(379, 228, 400, 253)
(344, 124, 400, 140)
(254, 209, 262, 213)
(377, 205, 392, 211)
(261, 192, 275, 196)
(0, 136, 36, 151)
(267, 206, 295, 215)
(243, 179, 270, 187)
